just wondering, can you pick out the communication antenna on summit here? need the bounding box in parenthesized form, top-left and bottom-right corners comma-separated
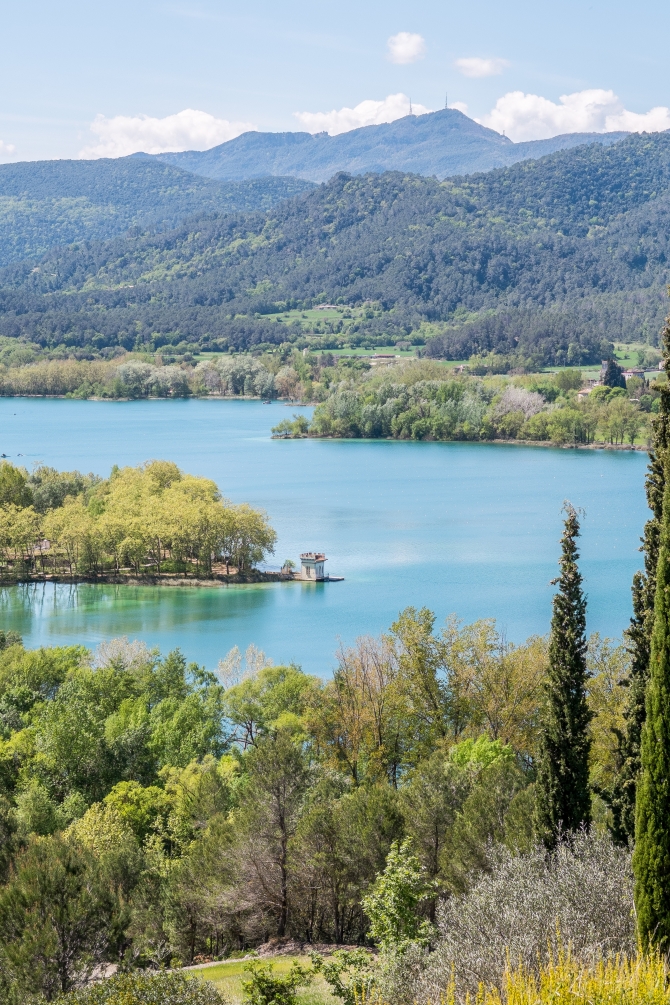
(409, 97, 413, 115)
(445, 91, 448, 109)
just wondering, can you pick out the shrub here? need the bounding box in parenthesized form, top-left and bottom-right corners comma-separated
(310, 949, 375, 1005)
(415, 832, 635, 1004)
(61, 971, 227, 1005)
(362, 838, 435, 952)
(240, 959, 313, 1005)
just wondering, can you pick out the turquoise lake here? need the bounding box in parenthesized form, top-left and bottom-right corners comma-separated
(0, 397, 650, 675)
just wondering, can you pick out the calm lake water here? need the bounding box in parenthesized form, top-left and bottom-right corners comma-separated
(0, 397, 650, 675)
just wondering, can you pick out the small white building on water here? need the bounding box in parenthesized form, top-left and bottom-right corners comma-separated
(300, 552, 327, 581)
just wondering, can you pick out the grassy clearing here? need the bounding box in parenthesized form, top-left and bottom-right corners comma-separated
(312, 346, 417, 357)
(187, 956, 337, 1005)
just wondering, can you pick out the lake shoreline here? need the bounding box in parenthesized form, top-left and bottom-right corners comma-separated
(483, 439, 648, 452)
(0, 571, 297, 588)
(273, 433, 649, 452)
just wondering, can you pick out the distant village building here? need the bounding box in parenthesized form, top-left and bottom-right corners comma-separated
(622, 368, 645, 380)
(300, 552, 327, 581)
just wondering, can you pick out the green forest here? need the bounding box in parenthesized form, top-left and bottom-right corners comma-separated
(0, 460, 276, 579)
(0, 159, 313, 268)
(1, 134, 670, 365)
(281, 357, 656, 445)
(0, 598, 635, 995)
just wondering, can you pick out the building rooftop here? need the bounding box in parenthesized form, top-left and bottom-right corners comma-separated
(300, 552, 326, 561)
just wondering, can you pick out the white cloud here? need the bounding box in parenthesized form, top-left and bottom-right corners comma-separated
(450, 102, 469, 115)
(387, 32, 426, 64)
(79, 108, 256, 159)
(294, 93, 432, 136)
(455, 57, 509, 78)
(0, 140, 17, 161)
(480, 88, 670, 142)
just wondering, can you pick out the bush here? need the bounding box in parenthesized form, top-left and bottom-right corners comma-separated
(310, 950, 375, 1005)
(61, 971, 227, 1005)
(415, 832, 635, 1004)
(240, 959, 313, 1005)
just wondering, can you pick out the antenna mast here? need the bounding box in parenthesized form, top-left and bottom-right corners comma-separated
(409, 97, 413, 115)
(445, 91, 448, 109)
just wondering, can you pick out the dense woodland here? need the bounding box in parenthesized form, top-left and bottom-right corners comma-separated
(0, 159, 313, 268)
(0, 345, 370, 399)
(0, 605, 631, 991)
(275, 357, 657, 445)
(0, 461, 276, 579)
(1, 135, 670, 364)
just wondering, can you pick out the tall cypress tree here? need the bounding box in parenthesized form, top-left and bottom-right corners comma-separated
(633, 442, 670, 948)
(609, 319, 670, 845)
(603, 358, 627, 389)
(535, 503, 592, 849)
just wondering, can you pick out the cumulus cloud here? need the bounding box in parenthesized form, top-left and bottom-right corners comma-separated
(456, 57, 509, 78)
(0, 140, 17, 160)
(480, 88, 670, 142)
(79, 108, 256, 158)
(387, 32, 426, 64)
(294, 93, 432, 135)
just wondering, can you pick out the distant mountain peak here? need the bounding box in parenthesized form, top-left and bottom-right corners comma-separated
(151, 108, 626, 183)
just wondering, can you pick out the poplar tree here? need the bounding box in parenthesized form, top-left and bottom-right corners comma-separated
(610, 317, 670, 844)
(535, 503, 592, 849)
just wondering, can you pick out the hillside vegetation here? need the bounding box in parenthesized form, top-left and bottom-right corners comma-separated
(0, 158, 314, 266)
(1, 133, 669, 365)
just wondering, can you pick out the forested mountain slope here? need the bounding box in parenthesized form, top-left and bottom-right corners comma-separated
(154, 107, 629, 183)
(0, 158, 314, 266)
(2, 132, 670, 365)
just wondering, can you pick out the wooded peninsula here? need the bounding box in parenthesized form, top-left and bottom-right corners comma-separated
(0, 461, 276, 582)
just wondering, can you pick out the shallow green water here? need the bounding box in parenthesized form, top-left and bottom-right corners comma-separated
(0, 397, 649, 674)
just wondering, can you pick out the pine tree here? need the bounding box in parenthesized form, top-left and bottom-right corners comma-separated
(535, 503, 592, 849)
(609, 317, 670, 844)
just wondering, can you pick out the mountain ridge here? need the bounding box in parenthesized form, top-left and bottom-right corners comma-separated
(2, 131, 670, 365)
(152, 108, 631, 182)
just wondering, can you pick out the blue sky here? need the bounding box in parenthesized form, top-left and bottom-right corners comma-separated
(3, 0, 670, 161)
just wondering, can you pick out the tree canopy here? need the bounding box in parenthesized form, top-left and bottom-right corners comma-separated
(0, 460, 276, 579)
